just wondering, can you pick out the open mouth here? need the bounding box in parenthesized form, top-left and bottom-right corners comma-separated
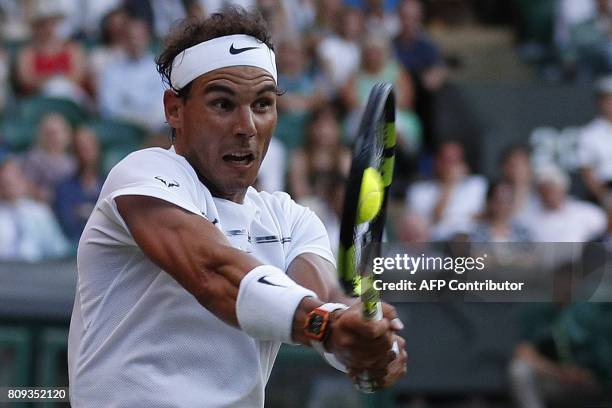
(223, 152, 255, 166)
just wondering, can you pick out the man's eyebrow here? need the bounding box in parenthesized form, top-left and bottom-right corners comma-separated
(256, 85, 278, 95)
(203, 84, 237, 95)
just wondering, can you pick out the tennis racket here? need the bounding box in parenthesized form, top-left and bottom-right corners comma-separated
(338, 82, 396, 320)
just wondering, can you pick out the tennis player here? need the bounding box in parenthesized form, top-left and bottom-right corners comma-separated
(67, 8, 406, 407)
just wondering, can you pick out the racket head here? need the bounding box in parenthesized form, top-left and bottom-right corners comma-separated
(337, 83, 396, 319)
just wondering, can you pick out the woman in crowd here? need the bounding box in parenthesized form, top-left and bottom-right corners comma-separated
(288, 105, 351, 202)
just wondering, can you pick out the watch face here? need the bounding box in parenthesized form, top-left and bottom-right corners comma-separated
(309, 314, 325, 334)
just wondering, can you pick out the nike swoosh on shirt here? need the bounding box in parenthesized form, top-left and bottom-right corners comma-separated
(229, 44, 259, 54)
(257, 276, 287, 287)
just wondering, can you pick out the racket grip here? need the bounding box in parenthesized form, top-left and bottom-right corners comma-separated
(363, 301, 383, 321)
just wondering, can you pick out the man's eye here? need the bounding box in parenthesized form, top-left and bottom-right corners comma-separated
(212, 99, 233, 110)
(254, 99, 273, 111)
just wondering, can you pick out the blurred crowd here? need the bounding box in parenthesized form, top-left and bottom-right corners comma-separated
(0, 0, 611, 405)
(0, 0, 445, 262)
(1, 0, 612, 259)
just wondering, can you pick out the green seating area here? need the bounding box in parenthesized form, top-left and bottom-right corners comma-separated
(0, 95, 149, 172)
(0, 324, 68, 408)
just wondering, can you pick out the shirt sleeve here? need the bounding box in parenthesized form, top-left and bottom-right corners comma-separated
(97, 149, 204, 236)
(276, 192, 336, 268)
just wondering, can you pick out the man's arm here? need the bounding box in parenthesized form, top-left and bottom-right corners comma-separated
(116, 195, 262, 326)
(117, 194, 403, 384)
(115, 196, 382, 342)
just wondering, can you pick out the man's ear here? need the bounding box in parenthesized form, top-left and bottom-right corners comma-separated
(164, 89, 183, 131)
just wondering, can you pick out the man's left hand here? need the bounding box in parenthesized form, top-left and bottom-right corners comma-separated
(348, 334, 407, 390)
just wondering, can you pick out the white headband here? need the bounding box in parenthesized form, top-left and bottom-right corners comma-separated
(170, 34, 277, 91)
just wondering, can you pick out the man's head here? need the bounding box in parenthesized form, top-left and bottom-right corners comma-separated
(124, 18, 151, 59)
(156, 7, 278, 202)
(37, 113, 72, 155)
(361, 35, 389, 74)
(434, 141, 467, 183)
(277, 39, 306, 76)
(0, 158, 28, 202)
(535, 165, 569, 210)
(485, 180, 514, 221)
(337, 8, 363, 41)
(500, 144, 532, 186)
(74, 127, 100, 171)
(398, 0, 424, 41)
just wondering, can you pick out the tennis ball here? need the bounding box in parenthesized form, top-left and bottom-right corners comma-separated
(357, 167, 383, 224)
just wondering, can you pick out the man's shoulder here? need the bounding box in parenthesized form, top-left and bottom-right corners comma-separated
(103, 147, 198, 195)
(247, 189, 293, 210)
(247, 189, 311, 222)
(111, 147, 186, 172)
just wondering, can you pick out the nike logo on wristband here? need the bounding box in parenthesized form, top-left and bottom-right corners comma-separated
(229, 44, 259, 54)
(257, 276, 287, 287)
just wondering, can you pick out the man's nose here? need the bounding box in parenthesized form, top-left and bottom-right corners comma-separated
(234, 106, 257, 138)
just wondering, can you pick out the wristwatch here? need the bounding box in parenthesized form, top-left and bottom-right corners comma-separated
(304, 303, 349, 351)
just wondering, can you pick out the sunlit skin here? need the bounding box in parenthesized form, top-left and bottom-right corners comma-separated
(164, 66, 278, 203)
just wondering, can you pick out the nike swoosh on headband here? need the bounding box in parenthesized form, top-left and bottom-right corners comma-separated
(230, 44, 259, 54)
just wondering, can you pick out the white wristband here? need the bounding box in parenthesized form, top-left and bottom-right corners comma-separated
(236, 265, 316, 343)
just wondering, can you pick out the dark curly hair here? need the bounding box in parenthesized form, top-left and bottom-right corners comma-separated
(156, 6, 274, 99)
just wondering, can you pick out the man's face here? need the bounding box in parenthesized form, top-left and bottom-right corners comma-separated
(169, 66, 277, 202)
(537, 181, 566, 210)
(399, 0, 423, 39)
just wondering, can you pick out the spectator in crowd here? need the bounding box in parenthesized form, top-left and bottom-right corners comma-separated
(53, 0, 122, 41)
(54, 127, 103, 246)
(555, 0, 596, 52)
(15, 0, 86, 101)
(123, 0, 187, 40)
(256, 137, 286, 193)
(282, 0, 316, 36)
(317, 7, 363, 92)
(275, 37, 327, 150)
(562, 0, 612, 77)
(98, 18, 166, 131)
(524, 165, 606, 242)
(578, 76, 612, 203)
(510, 298, 610, 408)
(256, 0, 289, 43)
(363, 0, 400, 39)
(306, 171, 347, 255)
(87, 8, 128, 96)
(469, 181, 532, 243)
(499, 144, 539, 223)
(304, 0, 343, 48)
(342, 34, 421, 154)
(393, 0, 447, 152)
(287, 105, 351, 202)
(0, 0, 32, 41)
(0, 155, 70, 262)
(22, 112, 76, 203)
(342, 35, 405, 113)
(406, 141, 487, 241)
